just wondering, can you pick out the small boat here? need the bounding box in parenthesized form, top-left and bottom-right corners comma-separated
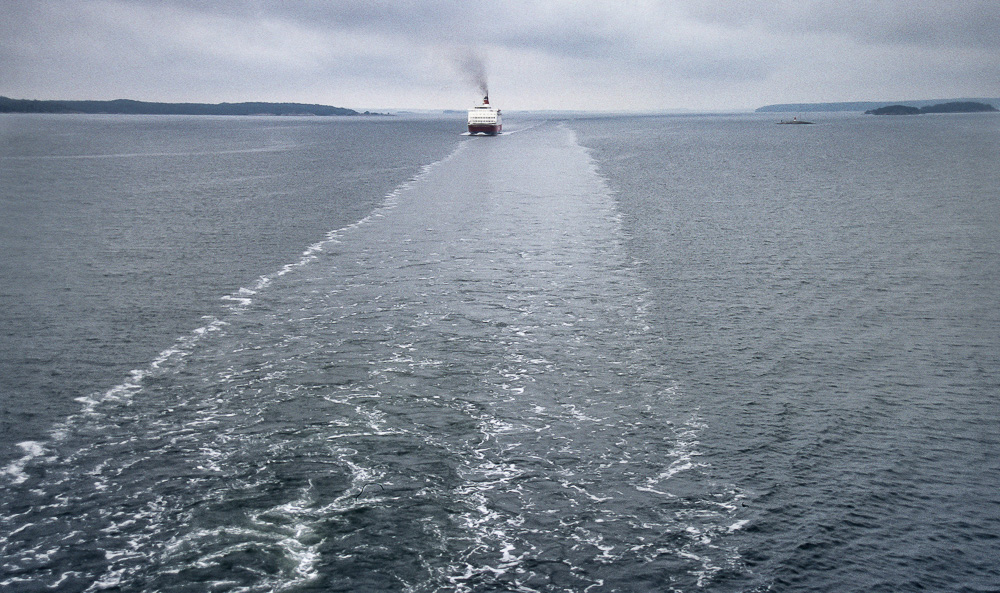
(777, 116, 814, 124)
(467, 95, 502, 135)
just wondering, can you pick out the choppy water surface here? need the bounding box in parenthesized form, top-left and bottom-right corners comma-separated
(2, 118, 742, 592)
(575, 112, 1000, 592)
(0, 115, 461, 457)
(2, 112, 999, 592)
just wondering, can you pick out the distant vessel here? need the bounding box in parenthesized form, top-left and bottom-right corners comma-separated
(777, 116, 814, 124)
(467, 95, 502, 135)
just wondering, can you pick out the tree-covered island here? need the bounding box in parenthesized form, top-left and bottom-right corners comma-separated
(865, 101, 997, 115)
(0, 97, 388, 116)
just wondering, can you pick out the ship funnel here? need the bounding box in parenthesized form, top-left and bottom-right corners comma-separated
(483, 95, 489, 105)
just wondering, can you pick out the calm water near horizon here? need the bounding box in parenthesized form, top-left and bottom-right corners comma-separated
(1, 112, 998, 592)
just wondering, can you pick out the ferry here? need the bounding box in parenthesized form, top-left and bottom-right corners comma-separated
(467, 95, 502, 135)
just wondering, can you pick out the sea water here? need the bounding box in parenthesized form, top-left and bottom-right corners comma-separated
(1, 112, 998, 592)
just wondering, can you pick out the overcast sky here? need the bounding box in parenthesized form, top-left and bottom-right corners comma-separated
(2, 0, 997, 112)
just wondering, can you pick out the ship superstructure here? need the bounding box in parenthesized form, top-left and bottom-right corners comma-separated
(467, 95, 501, 135)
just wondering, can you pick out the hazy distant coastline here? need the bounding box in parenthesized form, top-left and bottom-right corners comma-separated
(0, 96, 387, 116)
(865, 102, 998, 116)
(756, 98, 1000, 113)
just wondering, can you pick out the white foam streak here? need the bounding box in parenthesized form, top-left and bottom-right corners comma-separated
(0, 441, 46, 485)
(220, 142, 467, 315)
(1, 141, 467, 488)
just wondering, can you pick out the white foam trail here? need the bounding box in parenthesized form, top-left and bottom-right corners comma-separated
(1, 141, 468, 486)
(221, 141, 467, 314)
(0, 441, 46, 485)
(728, 519, 751, 533)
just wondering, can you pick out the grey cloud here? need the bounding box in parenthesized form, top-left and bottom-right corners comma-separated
(681, 1, 1000, 49)
(1, 0, 995, 110)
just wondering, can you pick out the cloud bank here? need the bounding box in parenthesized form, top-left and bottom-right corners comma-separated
(1, 0, 996, 111)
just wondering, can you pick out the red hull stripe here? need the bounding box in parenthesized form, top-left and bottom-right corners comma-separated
(468, 124, 502, 135)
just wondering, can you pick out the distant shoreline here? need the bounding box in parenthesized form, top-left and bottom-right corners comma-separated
(0, 96, 390, 116)
(756, 97, 1000, 113)
(864, 101, 998, 116)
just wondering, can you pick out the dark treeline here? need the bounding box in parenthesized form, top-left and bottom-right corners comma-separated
(919, 101, 998, 113)
(0, 97, 384, 116)
(865, 101, 998, 115)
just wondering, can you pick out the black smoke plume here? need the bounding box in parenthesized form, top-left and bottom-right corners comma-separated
(456, 49, 489, 97)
